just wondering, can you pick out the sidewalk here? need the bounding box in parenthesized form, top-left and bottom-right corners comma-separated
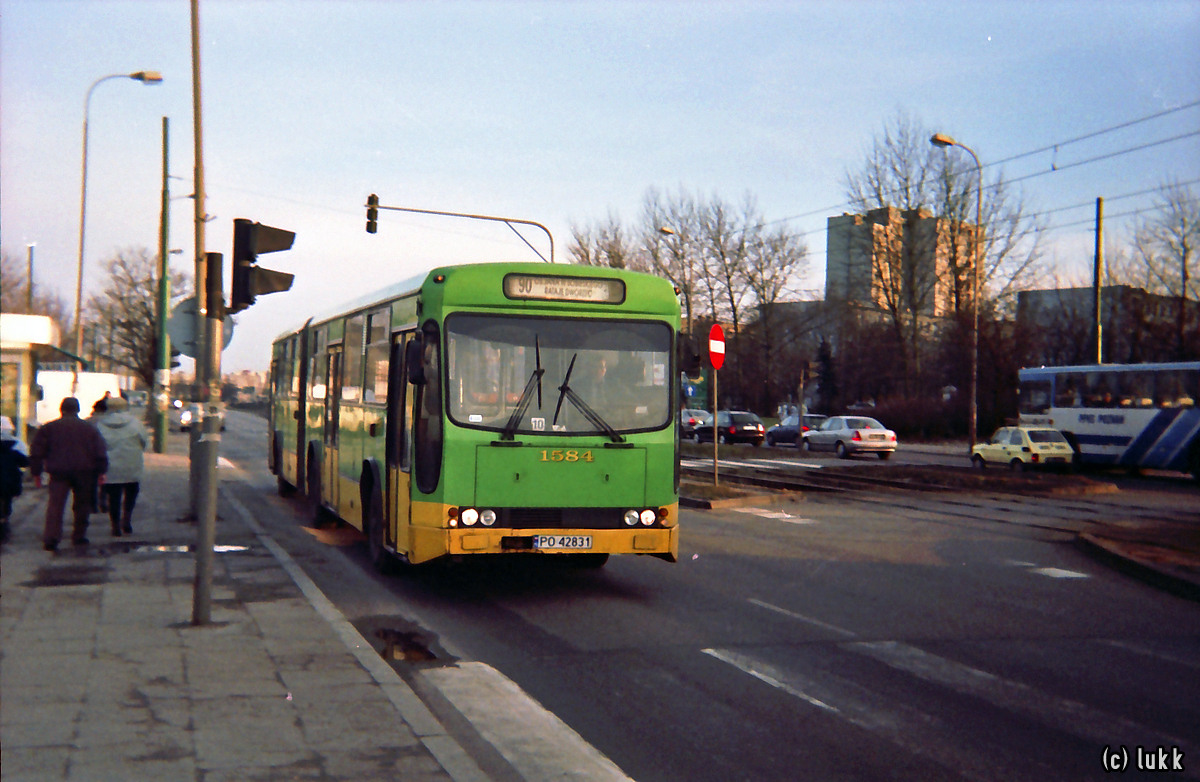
(0, 446, 488, 782)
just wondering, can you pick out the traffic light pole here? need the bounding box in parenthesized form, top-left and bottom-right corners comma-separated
(193, 252, 224, 626)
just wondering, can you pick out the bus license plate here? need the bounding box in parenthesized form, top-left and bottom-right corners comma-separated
(534, 535, 592, 550)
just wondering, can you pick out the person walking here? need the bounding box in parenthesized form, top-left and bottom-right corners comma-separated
(95, 395, 149, 536)
(1, 416, 30, 543)
(29, 397, 109, 551)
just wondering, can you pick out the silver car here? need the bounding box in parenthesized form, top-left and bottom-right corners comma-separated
(802, 415, 897, 459)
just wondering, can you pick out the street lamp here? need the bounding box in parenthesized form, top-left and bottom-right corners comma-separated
(930, 132, 983, 455)
(74, 71, 163, 376)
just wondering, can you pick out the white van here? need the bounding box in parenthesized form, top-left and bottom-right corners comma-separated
(34, 371, 123, 425)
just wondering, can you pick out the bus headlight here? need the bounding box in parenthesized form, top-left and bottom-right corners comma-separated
(640, 509, 656, 526)
(480, 509, 496, 526)
(461, 508, 479, 526)
(623, 510, 640, 526)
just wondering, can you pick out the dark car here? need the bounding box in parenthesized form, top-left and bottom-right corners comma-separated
(766, 413, 829, 447)
(696, 411, 765, 446)
(680, 408, 710, 441)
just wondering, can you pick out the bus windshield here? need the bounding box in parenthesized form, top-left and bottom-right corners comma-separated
(445, 313, 672, 436)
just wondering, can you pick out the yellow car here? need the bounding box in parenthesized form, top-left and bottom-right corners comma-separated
(971, 426, 1075, 470)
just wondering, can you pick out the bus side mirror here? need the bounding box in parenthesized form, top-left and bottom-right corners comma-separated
(678, 336, 702, 379)
(33, 384, 44, 401)
(405, 338, 426, 385)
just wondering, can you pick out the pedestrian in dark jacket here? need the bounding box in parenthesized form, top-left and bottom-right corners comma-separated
(29, 397, 109, 551)
(95, 396, 149, 537)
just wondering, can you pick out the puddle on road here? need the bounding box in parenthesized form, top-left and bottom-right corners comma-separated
(351, 615, 452, 669)
(128, 544, 251, 554)
(376, 628, 438, 662)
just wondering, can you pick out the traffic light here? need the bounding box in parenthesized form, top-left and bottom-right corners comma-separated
(366, 193, 379, 233)
(230, 218, 296, 313)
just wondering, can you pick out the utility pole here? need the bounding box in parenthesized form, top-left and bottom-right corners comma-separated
(190, 0, 216, 626)
(1093, 197, 1104, 365)
(154, 117, 171, 453)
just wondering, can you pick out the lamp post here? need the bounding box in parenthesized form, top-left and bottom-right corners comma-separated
(26, 243, 35, 312)
(74, 70, 163, 379)
(930, 132, 983, 455)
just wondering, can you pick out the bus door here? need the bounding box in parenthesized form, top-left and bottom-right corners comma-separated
(386, 331, 415, 557)
(322, 348, 342, 512)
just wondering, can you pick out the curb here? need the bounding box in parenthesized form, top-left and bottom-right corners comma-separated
(1074, 533, 1200, 604)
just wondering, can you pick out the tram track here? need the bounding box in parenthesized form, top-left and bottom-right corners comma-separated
(680, 463, 1194, 538)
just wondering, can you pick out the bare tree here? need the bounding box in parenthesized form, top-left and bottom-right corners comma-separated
(568, 211, 644, 270)
(1132, 182, 1200, 359)
(843, 112, 942, 394)
(844, 111, 1044, 398)
(744, 222, 809, 411)
(639, 187, 703, 335)
(83, 247, 190, 388)
(0, 249, 73, 329)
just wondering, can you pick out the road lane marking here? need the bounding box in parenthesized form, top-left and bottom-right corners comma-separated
(729, 510, 816, 522)
(747, 599, 857, 637)
(1029, 567, 1090, 579)
(845, 640, 1192, 751)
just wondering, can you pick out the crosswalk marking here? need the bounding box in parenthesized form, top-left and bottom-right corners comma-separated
(1095, 639, 1200, 670)
(703, 646, 1056, 782)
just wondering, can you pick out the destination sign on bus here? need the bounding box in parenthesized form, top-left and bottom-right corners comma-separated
(503, 274, 625, 304)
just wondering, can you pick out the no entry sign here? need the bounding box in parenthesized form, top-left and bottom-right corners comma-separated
(709, 324, 725, 370)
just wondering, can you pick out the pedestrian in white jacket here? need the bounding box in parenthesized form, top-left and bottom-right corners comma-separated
(96, 396, 150, 537)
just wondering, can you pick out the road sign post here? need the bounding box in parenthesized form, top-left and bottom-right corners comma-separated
(709, 324, 725, 486)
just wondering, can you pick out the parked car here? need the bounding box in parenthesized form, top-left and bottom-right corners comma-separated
(766, 413, 829, 447)
(971, 426, 1074, 470)
(802, 415, 897, 459)
(169, 400, 225, 432)
(680, 408, 711, 441)
(695, 411, 765, 446)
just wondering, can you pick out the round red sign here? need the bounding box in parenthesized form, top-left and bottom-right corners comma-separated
(708, 324, 725, 370)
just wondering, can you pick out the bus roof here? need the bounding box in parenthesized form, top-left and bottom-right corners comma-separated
(1020, 361, 1200, 376)
(273, 262, 679, 343)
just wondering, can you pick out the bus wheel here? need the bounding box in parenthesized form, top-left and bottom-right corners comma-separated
(306, 458, 327, 527)
(366, 491, 397, 575)
(566, 553, 609, 569)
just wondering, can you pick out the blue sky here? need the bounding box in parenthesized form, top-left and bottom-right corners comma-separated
(3, 1, 1198, 372)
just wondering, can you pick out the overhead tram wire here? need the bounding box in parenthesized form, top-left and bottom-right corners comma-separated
(766, 99, 1200, 228)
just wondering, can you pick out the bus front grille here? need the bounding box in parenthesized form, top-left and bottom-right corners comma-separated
(496, 508, 626, 529)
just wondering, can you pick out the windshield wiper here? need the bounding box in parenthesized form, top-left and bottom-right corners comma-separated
(551, 353, 625, 443)
(499, 335, 543, 440)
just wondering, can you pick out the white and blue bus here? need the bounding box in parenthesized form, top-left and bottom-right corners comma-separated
(1018, 362, 1200, 479)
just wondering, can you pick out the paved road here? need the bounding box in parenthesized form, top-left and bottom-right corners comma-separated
(220, 411, 1199, 781)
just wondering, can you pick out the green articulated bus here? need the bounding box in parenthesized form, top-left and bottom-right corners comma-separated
(268, 262, 684, 570)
